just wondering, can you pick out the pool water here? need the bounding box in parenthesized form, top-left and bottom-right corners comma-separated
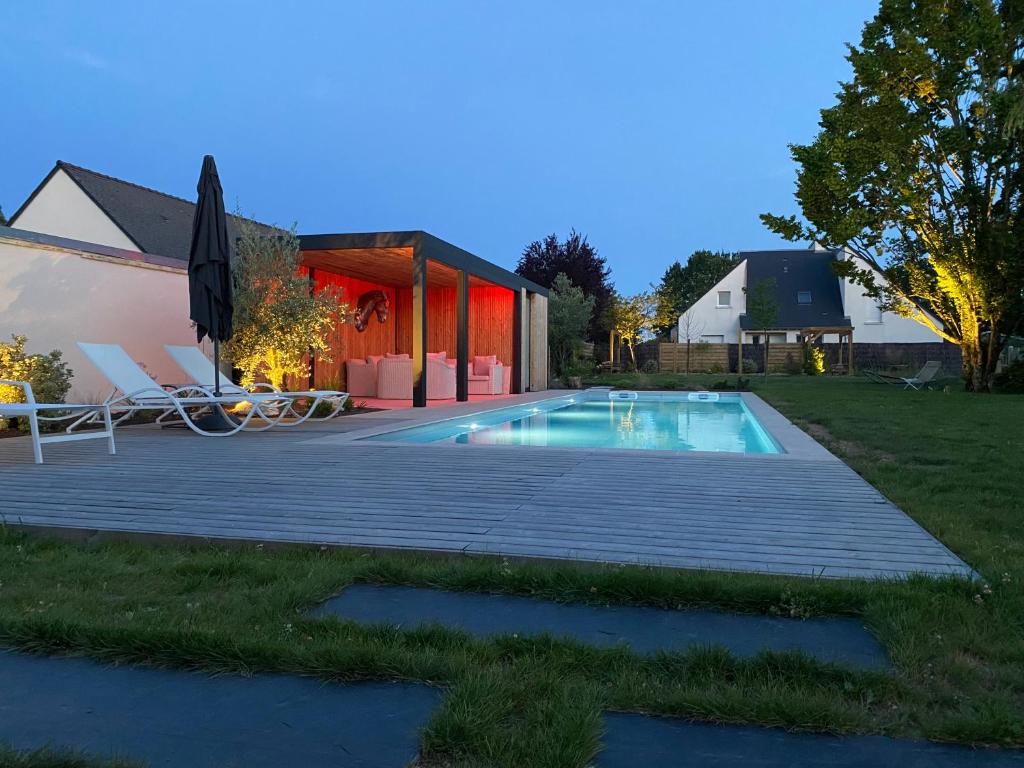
(364, 396, 780, 454)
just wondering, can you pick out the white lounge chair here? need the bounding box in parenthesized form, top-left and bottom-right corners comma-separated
(163, 345, 348, 423)
(864, 360, 942, 390)
(71, 342, 292, 437)
(1, 380, 115, 464)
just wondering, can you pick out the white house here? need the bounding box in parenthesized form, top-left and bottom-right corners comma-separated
(2, 161, 276, 399)
(678, 245, 944, 345)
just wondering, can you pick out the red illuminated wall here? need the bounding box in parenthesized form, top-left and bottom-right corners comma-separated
(305, 270, 514, 390)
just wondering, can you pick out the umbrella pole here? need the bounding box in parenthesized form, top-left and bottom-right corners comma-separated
(213, 340, 222, 397)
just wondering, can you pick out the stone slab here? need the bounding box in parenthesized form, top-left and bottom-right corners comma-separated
(313, 584, 891, 669)
(0, 650, 441, 768)
(598, 713, 1024, 767)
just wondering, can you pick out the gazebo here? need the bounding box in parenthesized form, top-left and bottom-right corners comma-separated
(298, 231, 549, 406)
(801, 326, 855, 375)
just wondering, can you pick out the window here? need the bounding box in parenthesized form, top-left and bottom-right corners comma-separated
(866, 297, 883, 323)
(716, 290, 731, 307)
(797, 290, 812, 304)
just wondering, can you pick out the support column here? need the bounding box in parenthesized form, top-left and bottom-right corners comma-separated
(848, 330, 854, 375)
(511, 288, 523, 394)
(456, 270, 469, 401)
(412, 250, 428, 407)
(307, 267, 317, 390)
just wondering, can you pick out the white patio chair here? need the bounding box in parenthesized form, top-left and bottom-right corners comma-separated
(0, 380, 115, 464)
(163, 345, 348, 424)
(70, 343, 293, 437)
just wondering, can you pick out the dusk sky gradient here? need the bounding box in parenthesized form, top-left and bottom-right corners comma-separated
(3, 1, 879, 293)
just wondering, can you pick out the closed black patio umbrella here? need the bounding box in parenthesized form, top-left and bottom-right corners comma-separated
(188, 155, 233, 399)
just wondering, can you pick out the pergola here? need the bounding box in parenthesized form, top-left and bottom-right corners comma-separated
(298, 231, 549, 406)
(802, 326, 855, 374)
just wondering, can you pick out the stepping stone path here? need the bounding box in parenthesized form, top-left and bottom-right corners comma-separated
(599, 713, 1024, 767)
(313, 584, 890, 669)
(0, 650, 441, 768)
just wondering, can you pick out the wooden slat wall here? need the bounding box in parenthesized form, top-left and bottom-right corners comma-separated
(394, 286, 514, 365)
(312, 273, 397, 389)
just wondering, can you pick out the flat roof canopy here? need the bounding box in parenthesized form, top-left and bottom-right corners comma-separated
(298, 231, 547, 294)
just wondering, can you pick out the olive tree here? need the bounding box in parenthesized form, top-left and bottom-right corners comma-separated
(226, 220, 348, 390)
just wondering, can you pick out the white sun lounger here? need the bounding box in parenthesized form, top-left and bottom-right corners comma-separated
(163, 345, 348, 424)
(70, 343, 294, 437)
(1, 380, 115, 464)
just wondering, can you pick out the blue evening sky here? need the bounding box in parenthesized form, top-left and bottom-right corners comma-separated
(2, 1, 877, 294)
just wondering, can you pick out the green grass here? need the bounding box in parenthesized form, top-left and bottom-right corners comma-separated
(1, 374, 1023, 766)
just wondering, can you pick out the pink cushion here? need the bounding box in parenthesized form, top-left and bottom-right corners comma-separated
(366, 355, 384, 368)
(427, 351, 447, 361)
(385, 352, 410, 359)
(473, 355, 496, 376)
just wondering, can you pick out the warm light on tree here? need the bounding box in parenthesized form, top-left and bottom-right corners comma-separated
(611, 292, 655, 370)
(226, 220, 348, 390)
(762, 0, 1022, 391)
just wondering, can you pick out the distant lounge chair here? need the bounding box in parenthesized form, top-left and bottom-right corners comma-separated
(1, 380, 115, 463)
(71, 342, 296, 437)
(864, 360, 942, 390)
(164, 345, 348, 423)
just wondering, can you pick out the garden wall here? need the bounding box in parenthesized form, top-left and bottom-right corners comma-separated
(0, 227, 201, 400)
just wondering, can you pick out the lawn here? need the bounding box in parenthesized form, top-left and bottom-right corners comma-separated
(1, 374, 1022, 766)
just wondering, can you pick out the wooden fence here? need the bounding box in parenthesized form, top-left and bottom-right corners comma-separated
(657, 343, 730, 373)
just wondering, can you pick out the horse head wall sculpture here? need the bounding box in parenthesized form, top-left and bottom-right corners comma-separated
(353, 290, 390, 332)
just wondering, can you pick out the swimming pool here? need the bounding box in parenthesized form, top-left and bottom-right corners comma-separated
(362, 392, 781, 454)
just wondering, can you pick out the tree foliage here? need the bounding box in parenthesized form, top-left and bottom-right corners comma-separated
(653, 251, 739, 337)
(226, 221, 348, 390)
(610, 292, 655, 370)
(0, 335, 73, 430)
(762, 0, 1023, 391)
(547, 273, 595, 377)
(743, 278, 779, 379)
(516, 230, 614, 341)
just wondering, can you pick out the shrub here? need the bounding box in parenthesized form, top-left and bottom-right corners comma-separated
(741, 358, 758, 374)
(0, 335, 73, 431)
(803, 345, 826, 376)
(783, 352, 803, 375)
(994, 359, 1024, 394)
(707, 363, 725, 374)
(640, 359, 658, 374)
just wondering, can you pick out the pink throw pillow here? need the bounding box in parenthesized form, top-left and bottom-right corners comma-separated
(427, 351, 447, 360)
(366, 355, 384, 368)
(473, 355, 497, 376)
(385, 352, 410, 359)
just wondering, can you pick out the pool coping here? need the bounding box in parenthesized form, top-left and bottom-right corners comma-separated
(301, 389, 839, 463)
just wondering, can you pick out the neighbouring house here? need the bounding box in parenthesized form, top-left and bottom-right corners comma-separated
(3, 161, 548, 404)
(679, 245, 945, 345)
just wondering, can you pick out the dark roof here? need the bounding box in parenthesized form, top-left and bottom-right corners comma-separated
(298, 231, 549, 296)
(10, 161, 279, 262)
(738, 249, 850, 330)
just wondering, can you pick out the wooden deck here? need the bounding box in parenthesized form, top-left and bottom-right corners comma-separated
(0, 399, 973, 580)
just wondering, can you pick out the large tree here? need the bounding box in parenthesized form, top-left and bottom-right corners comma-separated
(763, 0, 1023, 392)
(652, 251, 739, 337)
(516, 230, 614, 341)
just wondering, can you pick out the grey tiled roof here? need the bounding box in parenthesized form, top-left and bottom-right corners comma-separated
(54, 162, 279, 262)
(738, 249, 850, 330)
